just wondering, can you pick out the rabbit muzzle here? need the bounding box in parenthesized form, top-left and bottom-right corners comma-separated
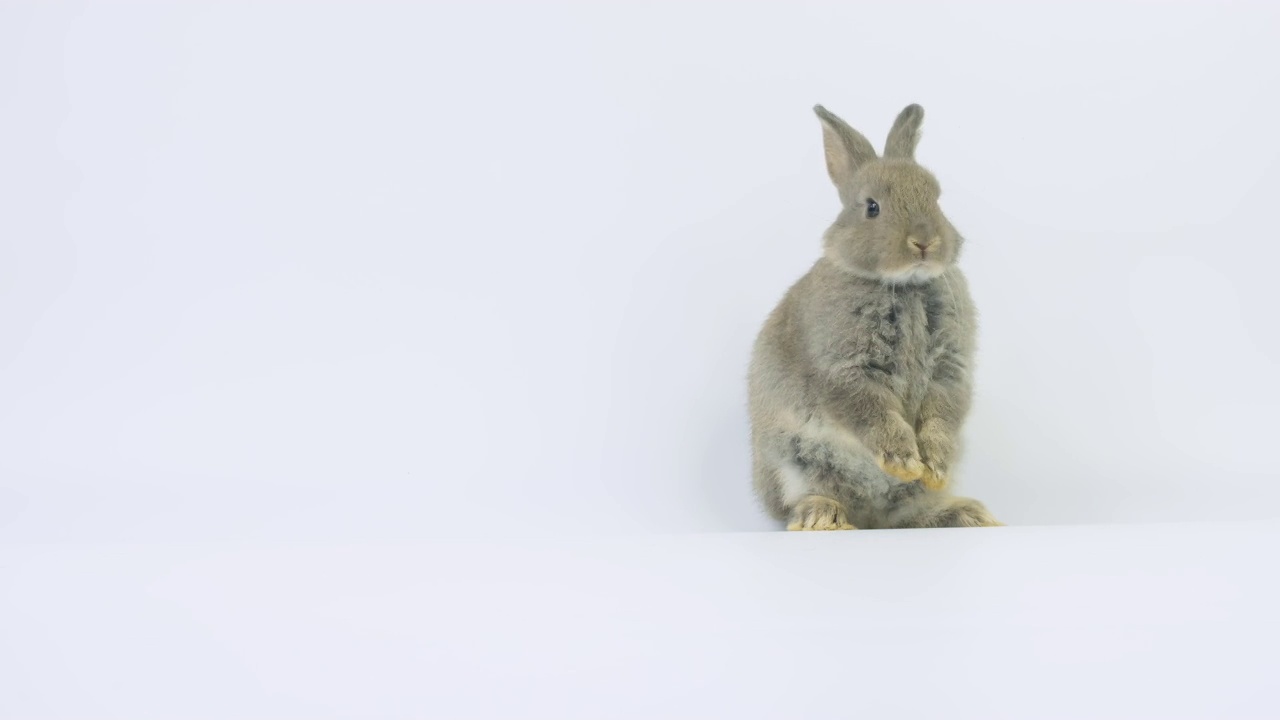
(908, 234, 940, 260)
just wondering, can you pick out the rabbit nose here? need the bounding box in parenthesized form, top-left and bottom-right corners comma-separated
(909, 236, 939, 259)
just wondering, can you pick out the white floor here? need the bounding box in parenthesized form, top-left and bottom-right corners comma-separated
(4, 520, 1277, 719)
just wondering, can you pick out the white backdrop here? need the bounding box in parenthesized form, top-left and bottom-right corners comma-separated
(3, 0, 1279, 542)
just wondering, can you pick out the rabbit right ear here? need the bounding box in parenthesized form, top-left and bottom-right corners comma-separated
(884, 104, 924, 159)
(814, 105, 877, 204)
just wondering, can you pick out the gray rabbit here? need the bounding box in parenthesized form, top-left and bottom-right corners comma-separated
(749, 103, 1001, 530)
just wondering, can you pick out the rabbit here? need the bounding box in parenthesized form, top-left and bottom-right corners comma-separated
(748, 103, 1001, 530)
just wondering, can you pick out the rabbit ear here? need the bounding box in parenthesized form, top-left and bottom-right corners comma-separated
(884, 104, 924, 159)
(814, 105, 877, 203)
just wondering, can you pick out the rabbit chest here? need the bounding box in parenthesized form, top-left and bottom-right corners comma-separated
(827, 283, 945, 418)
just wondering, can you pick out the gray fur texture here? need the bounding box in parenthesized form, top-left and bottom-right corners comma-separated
(748, 103, 1000, 530)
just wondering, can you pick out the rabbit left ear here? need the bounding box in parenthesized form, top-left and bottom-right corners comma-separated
(884, 104, 924, 159)
(814, 104, 878, 205)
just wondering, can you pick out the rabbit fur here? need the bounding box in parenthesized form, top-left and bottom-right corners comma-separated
(748, 103, 1000, 530)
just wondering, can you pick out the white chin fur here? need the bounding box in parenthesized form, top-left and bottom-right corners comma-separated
(823, 250, 946, 285)
(878, 263, 945, 285)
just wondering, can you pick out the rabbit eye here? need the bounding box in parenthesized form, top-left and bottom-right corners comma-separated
(866, 199, 880, 218)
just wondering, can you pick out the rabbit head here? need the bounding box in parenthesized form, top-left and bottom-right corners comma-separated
(814, 103, 961, 283)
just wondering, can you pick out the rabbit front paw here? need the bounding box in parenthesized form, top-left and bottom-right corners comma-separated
(880, 453, 925, 483)
(871, 416, 924, 483)
(918, 466, 947, 491)
(915, 423, 956, 491)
